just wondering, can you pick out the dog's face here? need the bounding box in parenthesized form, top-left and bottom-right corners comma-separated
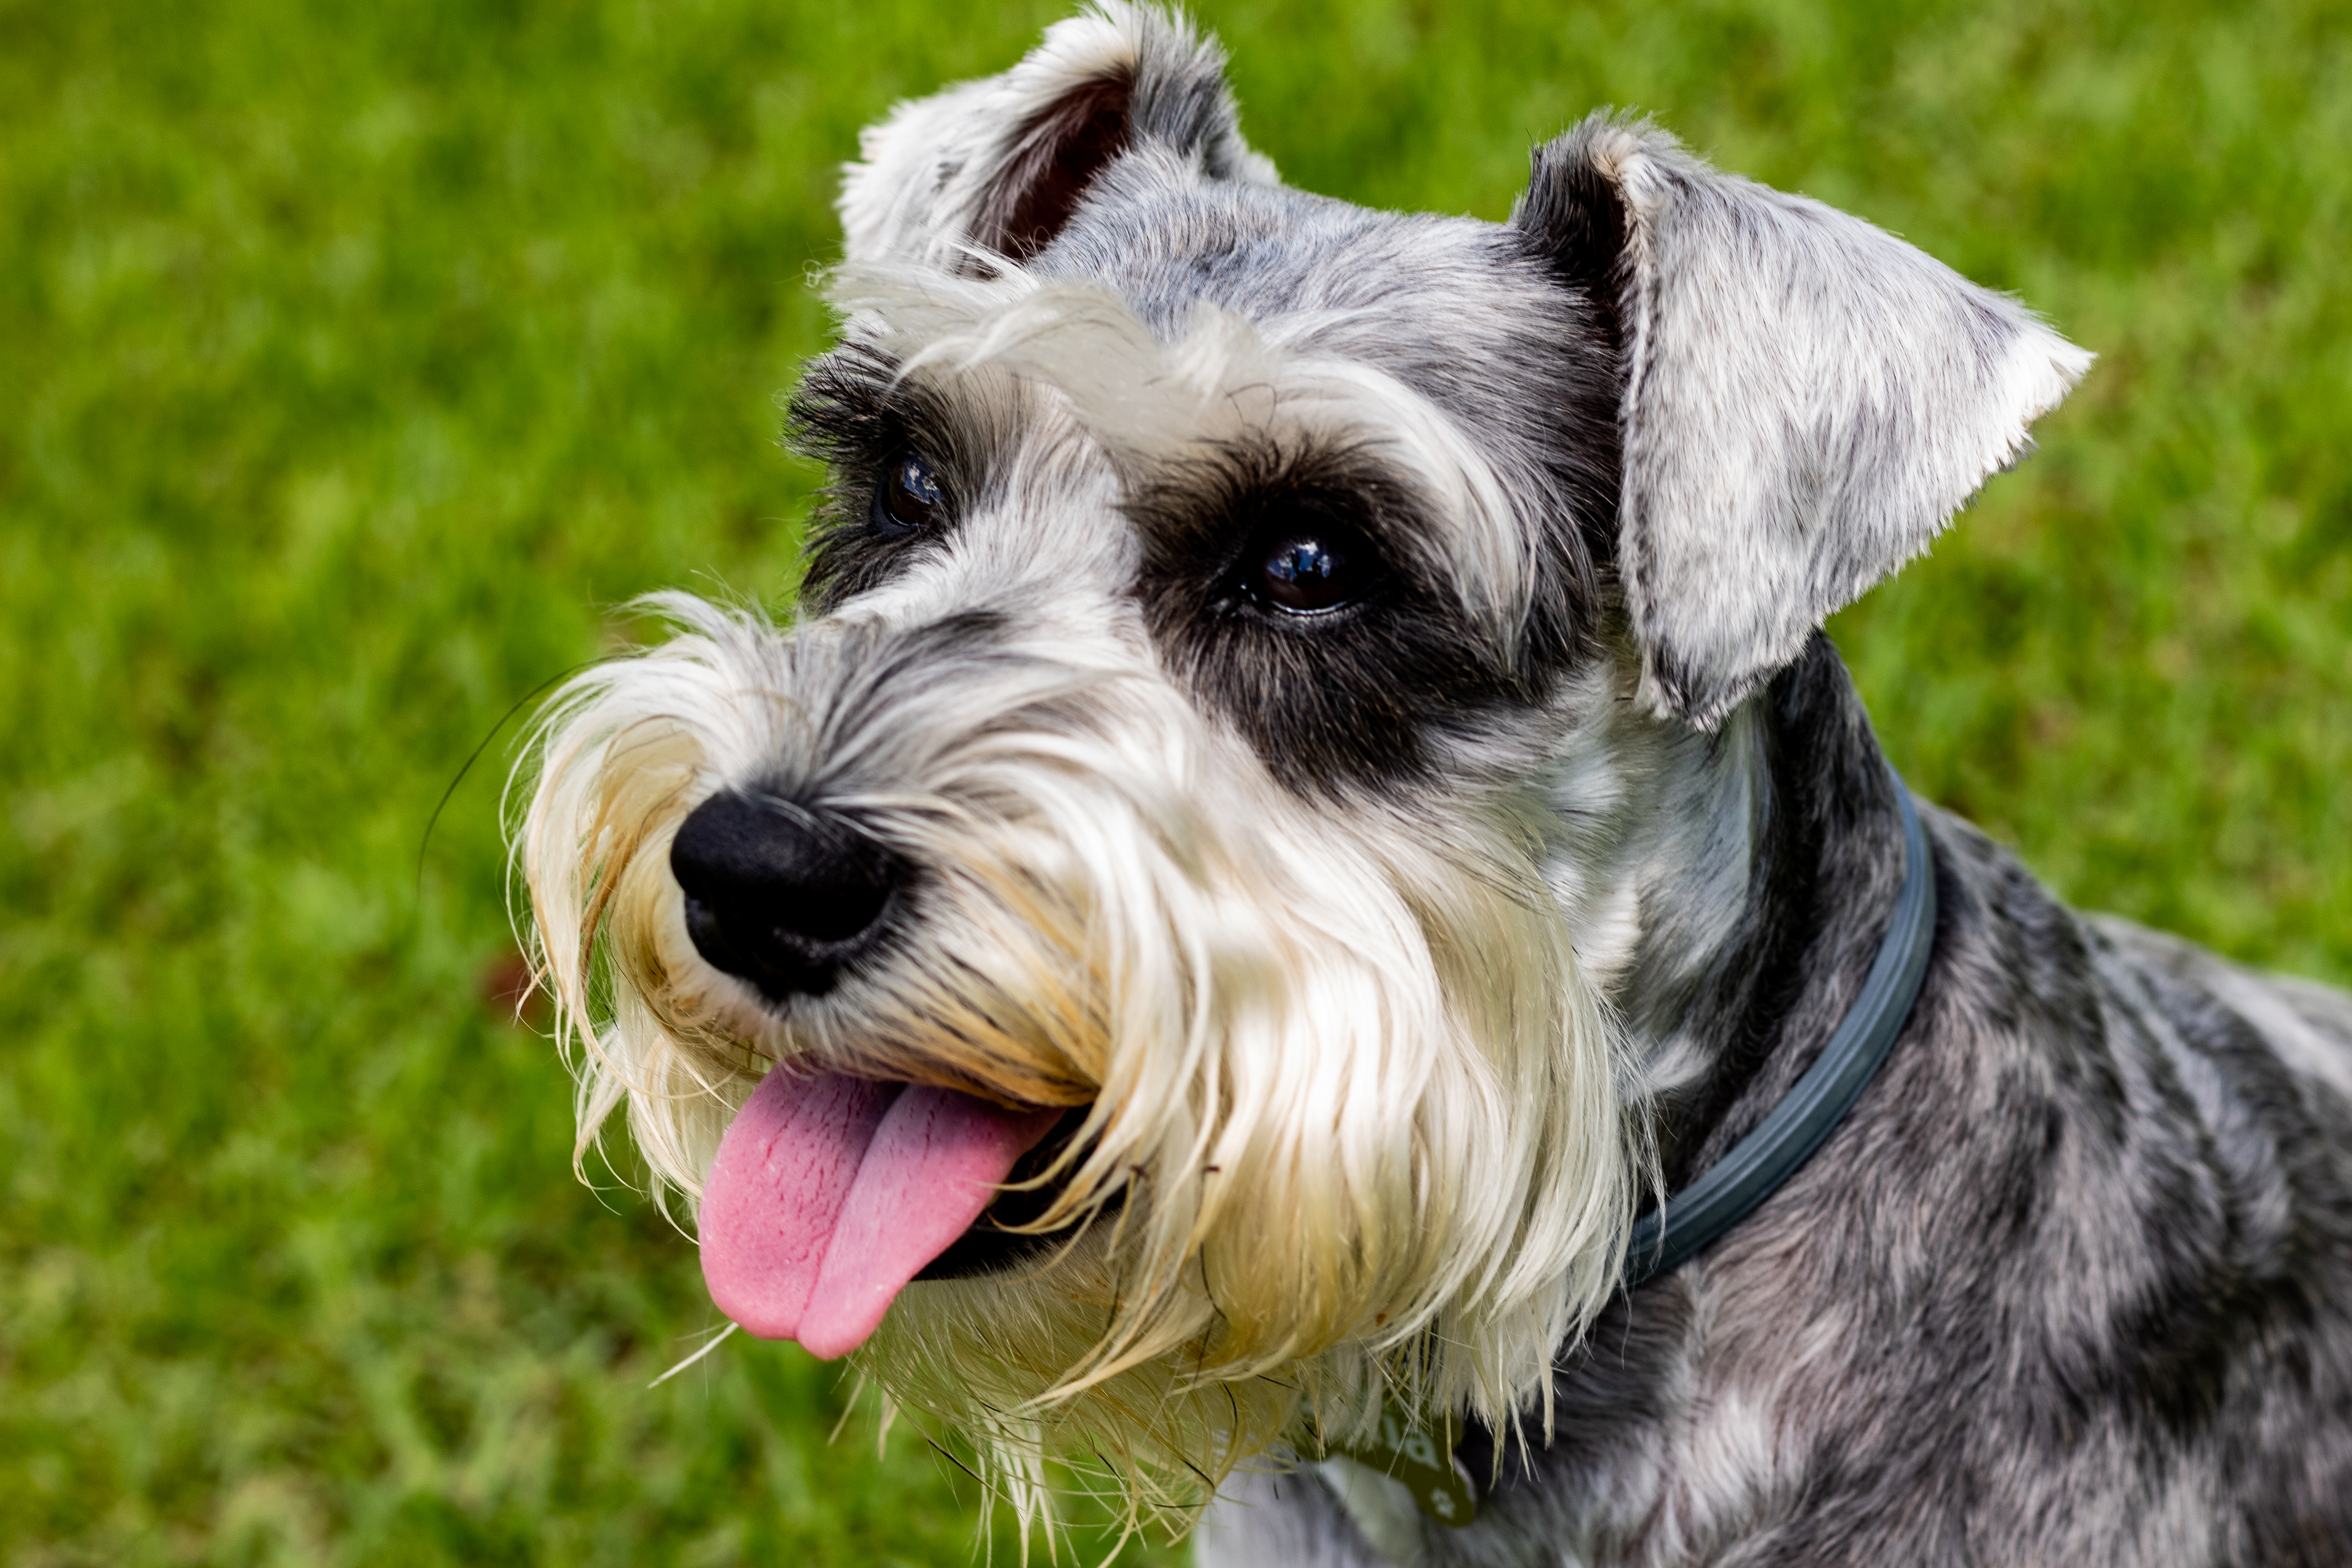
(519, 2, 2087, 1515)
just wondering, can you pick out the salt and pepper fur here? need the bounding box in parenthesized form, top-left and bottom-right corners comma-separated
(516, 6, 2352, 1562)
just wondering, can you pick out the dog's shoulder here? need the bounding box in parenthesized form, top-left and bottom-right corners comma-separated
(2087, 910, 2352, 1129)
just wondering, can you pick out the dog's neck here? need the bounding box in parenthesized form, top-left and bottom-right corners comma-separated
(1593, 633, 1913, 1191)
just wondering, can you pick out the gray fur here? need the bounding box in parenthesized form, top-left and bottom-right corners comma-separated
(838, 4, 1275, 270)
(1513, 120, 2092, 728)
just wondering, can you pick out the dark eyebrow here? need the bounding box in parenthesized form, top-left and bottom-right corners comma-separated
(1119, 432, 1442, 586)
(787, 339, 1004, 496)
(787, 342, 921, 467)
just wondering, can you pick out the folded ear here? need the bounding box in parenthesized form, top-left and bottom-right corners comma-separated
(1513, 115, 2093, 729)
(839, 2, 1277, 271)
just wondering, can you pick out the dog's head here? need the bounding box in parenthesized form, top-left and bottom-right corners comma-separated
(518, 0, 2086, 1519)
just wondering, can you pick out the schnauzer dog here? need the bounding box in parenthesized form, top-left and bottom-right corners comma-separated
(517, 6, 2352, 1563)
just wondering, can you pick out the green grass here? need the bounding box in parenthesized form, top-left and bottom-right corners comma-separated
(2, 0, 2346, 1562)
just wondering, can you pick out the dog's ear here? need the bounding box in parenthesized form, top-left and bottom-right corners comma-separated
(1513, 116, 2093, 729)
(839, 3, 1277, 271)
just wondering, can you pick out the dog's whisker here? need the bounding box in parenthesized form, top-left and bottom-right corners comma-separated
(646, 1320, 738, 1388)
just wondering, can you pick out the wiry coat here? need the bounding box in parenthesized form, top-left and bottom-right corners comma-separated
(514, 6, 2352, 1564)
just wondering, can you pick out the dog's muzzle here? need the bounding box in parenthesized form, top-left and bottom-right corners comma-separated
(670, 791, 905, 998)
(672, 790, 1099, 1361)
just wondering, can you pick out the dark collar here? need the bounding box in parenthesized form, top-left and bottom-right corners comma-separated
(1622, 762, 1937, 1284)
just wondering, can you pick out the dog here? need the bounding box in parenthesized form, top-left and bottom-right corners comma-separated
(515, 6, 2352, 1563)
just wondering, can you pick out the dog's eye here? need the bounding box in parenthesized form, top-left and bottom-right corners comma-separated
(1254, 529, 1376, 615)
(874, 453, 946, 535)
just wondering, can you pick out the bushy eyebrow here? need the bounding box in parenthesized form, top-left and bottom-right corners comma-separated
(789, 338, 1038, 486)
(790, 336, 1080, 611)
(1119, 431, 1441, 585)
(787, 343, 924, 468)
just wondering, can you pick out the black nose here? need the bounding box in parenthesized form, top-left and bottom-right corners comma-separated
(669, 793, 906, 1000)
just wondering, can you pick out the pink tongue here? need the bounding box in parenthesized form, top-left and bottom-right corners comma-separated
(699, 1069, 1059, 1359)
(697, 1072, 895, 1341)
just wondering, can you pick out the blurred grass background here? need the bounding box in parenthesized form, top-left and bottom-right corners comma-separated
(2, 0, 2347, 1562)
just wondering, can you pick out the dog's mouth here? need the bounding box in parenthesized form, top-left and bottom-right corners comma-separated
(698, 1068, 1097, 1359)
(912, 1102, 1104, 1282)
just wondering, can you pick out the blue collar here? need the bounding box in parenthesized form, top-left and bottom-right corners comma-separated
(1623, 763, 1938, 1284)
